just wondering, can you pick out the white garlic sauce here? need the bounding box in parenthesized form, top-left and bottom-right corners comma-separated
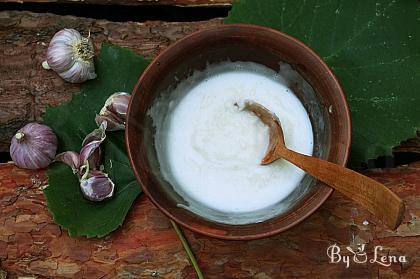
(149, 61, 313, 219)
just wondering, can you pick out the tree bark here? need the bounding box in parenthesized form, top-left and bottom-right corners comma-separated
(1, 5, 419, 279)
(393, 131, 420, 154)
(0, 162, 419, 278)
(1, 0, 232, 7)
(1, 11, 419, 155)
(0, 10, 223, 152)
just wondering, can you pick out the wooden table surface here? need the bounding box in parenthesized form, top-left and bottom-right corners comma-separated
(1, 2, 419, 278)
(0, 162, 419, 278)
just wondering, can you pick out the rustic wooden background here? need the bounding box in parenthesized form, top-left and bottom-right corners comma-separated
(0, 0, 232, 6)
(0, 1, 419, 278)
(1, 163, 419, 278)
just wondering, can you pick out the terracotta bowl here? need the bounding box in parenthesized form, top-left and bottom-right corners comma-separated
(126, 24, 351, 240)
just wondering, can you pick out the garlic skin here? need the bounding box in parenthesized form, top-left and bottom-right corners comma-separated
(80, 170, 115, 202)
(95, 112, 125, 131)
(95, 92, 131, 131)
(43, 29, 96, 83)
(82, 121, 107, 146)
(54, 123, 106, 175)
(53, 122, 115, 202)
(80, 121, 107, 169)
(10, 123, 58, 170)
(103, 92, 130, 119)
(55, 151, 80, 174)
(79, 140, 103, 170)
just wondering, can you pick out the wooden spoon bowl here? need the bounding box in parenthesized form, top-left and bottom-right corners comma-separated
(126, 24, 352, 240)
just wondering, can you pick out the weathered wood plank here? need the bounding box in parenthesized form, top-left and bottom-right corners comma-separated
(394, 131, 420, 154)
(0, 10, 223, 152)
(1, 0, 232, 7)
(1, 11, 419, 157)
(0, 162, 419, 278)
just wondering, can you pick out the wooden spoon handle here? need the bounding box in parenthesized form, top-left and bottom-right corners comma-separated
(280, 149, 405, 230)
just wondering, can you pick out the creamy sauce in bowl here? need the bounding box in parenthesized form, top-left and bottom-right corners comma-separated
(148, 61, 314, 223)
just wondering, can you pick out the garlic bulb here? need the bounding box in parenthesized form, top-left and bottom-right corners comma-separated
(95, 92, 131, 131)
(10, 123, 58, 170)
(43, 29, 96, 83)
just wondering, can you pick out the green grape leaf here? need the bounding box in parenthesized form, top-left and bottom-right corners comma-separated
(226, 0, 420, 165)
(43, 43, 149, 237)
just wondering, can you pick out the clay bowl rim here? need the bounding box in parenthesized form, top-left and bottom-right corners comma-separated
(126, 24, 352, 240)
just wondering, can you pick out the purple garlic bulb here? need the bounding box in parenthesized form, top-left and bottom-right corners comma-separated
(10, 123, 58, 170)
(42, 28, 96, 83)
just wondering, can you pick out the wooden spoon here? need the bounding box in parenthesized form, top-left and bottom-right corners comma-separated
(242, 100, 405, 230)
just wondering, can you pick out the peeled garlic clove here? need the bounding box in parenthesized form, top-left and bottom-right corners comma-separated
(55, 151, 80, 174)
(10, 123, 58, 170)
(44, 29, 96, 83)
(80, 170, 115, 202)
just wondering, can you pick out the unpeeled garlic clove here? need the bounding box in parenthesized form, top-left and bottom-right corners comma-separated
(104, 92, 130, 119)
(80, 170, 115, 202)
(79, 140, 102, 170)
(55, 151, 80, 174)
(95, 92, 130, 131)
(82, 121, 107, 145)
(95, 111, 125, 131)
(79, 122, 107, 170)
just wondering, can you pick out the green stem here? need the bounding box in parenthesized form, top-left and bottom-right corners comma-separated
(80, 162, 90, 180)
(170, 220, 204, 279)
